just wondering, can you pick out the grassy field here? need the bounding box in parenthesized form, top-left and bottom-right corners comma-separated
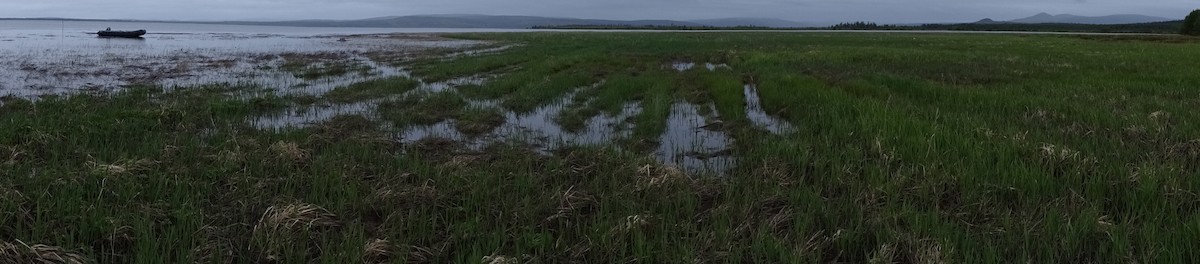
(3, 32, 1200, 263)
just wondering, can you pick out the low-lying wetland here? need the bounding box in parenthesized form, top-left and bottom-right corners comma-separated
(0, 32, 487, 99)
(4, 31, 1200, 263)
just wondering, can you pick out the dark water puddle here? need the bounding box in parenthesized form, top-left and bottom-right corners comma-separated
(655, 102, 737, 175)
(743, 84, 797, 134)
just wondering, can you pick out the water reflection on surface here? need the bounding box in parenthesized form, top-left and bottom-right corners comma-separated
(670, 62, 730, 72)
(743, 84, 797, 134)
(656, 102, 736, 175)
(398, 85, 643, 154)
(0, 26, 486, 98)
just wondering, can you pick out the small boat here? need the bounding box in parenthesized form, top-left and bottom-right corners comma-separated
(97, 29, 146, 38)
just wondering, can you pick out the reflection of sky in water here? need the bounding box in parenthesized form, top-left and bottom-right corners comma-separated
(252, 75, 491, 129)
(0, 20, 487, 98)
(656, 102, 736, 175)
(743, 84, 797, 134)
(397, 84, 643, 154)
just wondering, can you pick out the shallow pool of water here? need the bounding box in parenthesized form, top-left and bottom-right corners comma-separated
(743, 84, 797, 134)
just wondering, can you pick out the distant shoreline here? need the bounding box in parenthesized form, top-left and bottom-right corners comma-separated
(1, 17, 1185, 35)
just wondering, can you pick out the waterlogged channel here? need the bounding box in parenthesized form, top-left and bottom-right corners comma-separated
(743, 84, 797, 134)
(398, 85, 643, 152)
(656, 102, 736, 174)
(253, 61, 798, 175)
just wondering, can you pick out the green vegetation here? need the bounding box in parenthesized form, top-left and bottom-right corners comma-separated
(4, 32, 1200, 263)
(454, 106, 507, 135)
(532, 24, 774, 30)
(1183, 10, 1200, 35)
(323, 77, 421, 103)
(378, 91, 467, 126)
(279, 53, 374, 80)
(537, 20, 1187, 34)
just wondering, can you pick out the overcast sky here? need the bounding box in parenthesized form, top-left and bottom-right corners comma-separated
(2, 0, 1194, 24)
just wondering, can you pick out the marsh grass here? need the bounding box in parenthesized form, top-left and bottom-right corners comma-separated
(454, 106, 507, 135)
(322, 77, 421, 103)
(280, 52, 374, 80)
(4, 32, 1200, 263)
(377, 91, 467, 126)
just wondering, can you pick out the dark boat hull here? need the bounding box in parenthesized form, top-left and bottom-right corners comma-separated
(97, 30, 146, 38)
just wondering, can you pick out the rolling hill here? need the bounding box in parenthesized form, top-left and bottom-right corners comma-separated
(1007, 13, 1173, 25)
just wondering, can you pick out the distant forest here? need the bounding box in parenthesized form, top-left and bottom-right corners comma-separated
(535, 20, 1185, 34)
(531, 25, 773, 30)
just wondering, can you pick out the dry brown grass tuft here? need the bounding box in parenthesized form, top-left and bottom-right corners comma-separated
(268, 141, 310, 162)
(610, 215, 652, 235)
(751, 157, 794, 186)
(0, 240, 90, 264)
(208, 149, 245, 165)
(404, 245, 441, 263)
(867, 236, 952, 264)
(254, 203, 340, 234)
(1167, 139, 1200, 161)
(189, 225, 238, 264)
(440, 154, 487, 169)
(1039, 143, 1096, 166)
(868, 243, 897, 264)
(26, 129, 61, 146)
(734, 198, 795, 238)
(0, 145, 23, 166)
(252, 203, 341, 260)
(86, 159, 157, 176)
(373, 182, 441, 206)
(794, 229, 844, 258)
(636, 164, 688, 190)
(481, 254, 529, 264)
(310, 115, 381, 140)
(362, 239, 394, 264)
(190, 239, 235, 264)
(1149, 110, 1170, 120)
(544, 186, 597, 224)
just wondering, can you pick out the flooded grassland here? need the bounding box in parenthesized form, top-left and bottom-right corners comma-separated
(3, 31, 1200, 263)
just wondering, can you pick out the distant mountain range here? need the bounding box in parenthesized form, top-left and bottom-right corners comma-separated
(977, 13, 1174, 25)
(217, 14, 812, 29)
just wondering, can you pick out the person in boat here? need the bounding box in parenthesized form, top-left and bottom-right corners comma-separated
(105, 27, 111, 31)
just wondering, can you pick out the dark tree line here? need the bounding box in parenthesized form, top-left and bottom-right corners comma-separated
(826, 22, 908, 30)
(1184, 10, 1200, 35)
(531, 25, 772, 30)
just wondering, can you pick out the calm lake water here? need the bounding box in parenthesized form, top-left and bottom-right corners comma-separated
(0, 19, 532, 35)
(0, 20, 521, 98)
